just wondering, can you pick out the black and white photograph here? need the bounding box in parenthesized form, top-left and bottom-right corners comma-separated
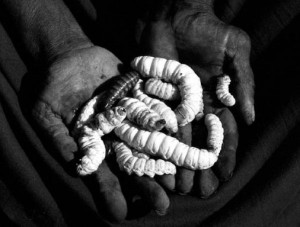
(0, 0, 299, 226)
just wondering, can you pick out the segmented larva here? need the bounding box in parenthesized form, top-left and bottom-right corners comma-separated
(73, 94, 101, 136)
(77, 126, 106, 176)
(131, 56, 204, 125)
(205, 114, 224, 156)
(133, 79, 178, 133)
(74, 72, 139, 135)
(77, 107, 126, 176)
(216, 75, 236, 106)
(118, 97, 166, 131)
(103, 71, 140, 109)
(145, 78, 180, 101)
(113, 141, 176, 177)
(114, 120, 219, 170)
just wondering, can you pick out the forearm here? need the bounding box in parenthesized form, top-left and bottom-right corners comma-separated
(0, 0, 92, 65)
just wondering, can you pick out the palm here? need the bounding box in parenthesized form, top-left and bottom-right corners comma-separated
(32, 46, 122, 128)
(172, 14, 237, 83)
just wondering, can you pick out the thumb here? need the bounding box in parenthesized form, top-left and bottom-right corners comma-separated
(32, 101, 77, 165)
(228, 31, 255, 125)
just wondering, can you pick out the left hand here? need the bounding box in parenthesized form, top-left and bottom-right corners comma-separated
(135, 0, 242, 197)
(137, 0, 255, 125)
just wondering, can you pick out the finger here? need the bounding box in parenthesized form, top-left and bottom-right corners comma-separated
(91, 161, 127, 223)
(155, 174, 176, 191)
(194, 169, 219, 199)
(32, 101, 77, 165)
(176, 168, 194, 194)
(132, 176, 170, 216)
(140, 21, 178, 60)
(213, 108, 238, 181)
(228, 31, 255, 125)
(175, 123, 195, 194)
(192, 116, 220, 197)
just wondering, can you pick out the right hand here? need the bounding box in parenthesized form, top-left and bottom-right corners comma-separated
(135, 0, 244, 197)
(137, 0, 255, 125)
(21, 45, 171, 222)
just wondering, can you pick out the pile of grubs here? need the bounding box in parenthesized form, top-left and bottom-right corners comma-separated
(72, 56, 236, 178)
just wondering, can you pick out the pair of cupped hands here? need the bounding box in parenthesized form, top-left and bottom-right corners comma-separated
(24, 1, 254, 223)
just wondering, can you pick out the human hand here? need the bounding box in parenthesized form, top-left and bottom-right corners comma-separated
(21, 45, 173, 221)
(135, 0, 242, 197)
(20, 46, 129, 222)
(137, 0, 255, 125)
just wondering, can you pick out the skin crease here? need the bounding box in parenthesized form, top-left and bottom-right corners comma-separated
(136, 0, 242, 197)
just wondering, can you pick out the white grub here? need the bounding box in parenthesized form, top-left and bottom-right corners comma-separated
(216, 75, 236, 106)
(113, 141, 176, 177)
(76, 107, 126, 176)
(114, 121, 218, 170)
(77, 126, 106, 176)
(132, 79, 178, 133)
(118, 97, 166, 131)
(73, 95, 100, 136)
(205, 114, 224, 156)
(145, 78, 180, 101)
(131, 56, 204, 125)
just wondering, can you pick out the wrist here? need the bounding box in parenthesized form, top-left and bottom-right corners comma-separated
(0, 0, 94, 67)
(29, 12, 93, 65)
(45, 34, 93, 64)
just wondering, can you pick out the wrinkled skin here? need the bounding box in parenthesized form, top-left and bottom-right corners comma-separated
(22, 46, 170, 222)
(136, 0, 250, 197)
